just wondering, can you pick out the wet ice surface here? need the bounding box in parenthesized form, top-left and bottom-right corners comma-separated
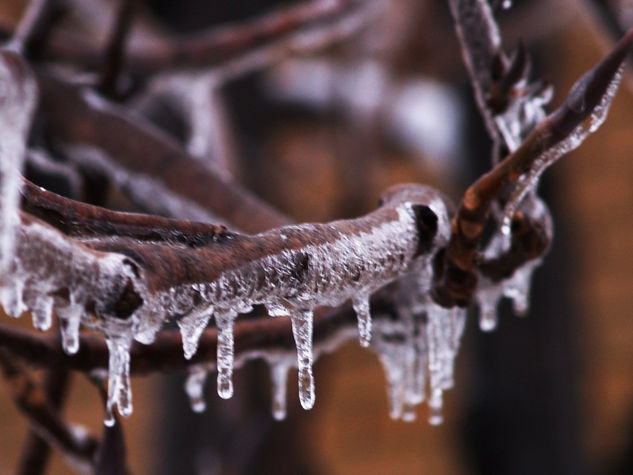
(0, 51, 37, 275)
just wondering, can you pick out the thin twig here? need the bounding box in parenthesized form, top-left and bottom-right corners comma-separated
(0, 349, 97, 469)
(16, 364, 70, 475)
(7, 0, 65, 58)
(98, 0, 137, 97)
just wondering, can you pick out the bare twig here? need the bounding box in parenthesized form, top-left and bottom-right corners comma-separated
(7, 0, 65, 58)
(0, 349, 97, 469)
(16, 363, 70, 475)
(3, 0, 372, 76)
(98, 0, 137, 97)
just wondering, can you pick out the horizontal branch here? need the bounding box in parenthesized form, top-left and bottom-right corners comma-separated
(6, 0, 371, 76)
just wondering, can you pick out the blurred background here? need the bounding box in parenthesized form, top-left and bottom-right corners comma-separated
(1, 0, 633, 473)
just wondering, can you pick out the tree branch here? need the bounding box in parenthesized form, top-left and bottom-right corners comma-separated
(433, 27, 633, 307)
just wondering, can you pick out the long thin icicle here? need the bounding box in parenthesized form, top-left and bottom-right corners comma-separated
(291, 309, 315, 410)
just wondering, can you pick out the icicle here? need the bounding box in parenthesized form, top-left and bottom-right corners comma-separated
(0, 278, 25, 318)
(352, 294, 372, 347)
(501, 66, 624, 235)
(428, 389, 444, 426)
(31, 296, 53, 331)
(502, 0, 512, 9)
(503, 259, 540, 316)
(379, 352, 405, 420)
(215, 310, 237, 399)
(290, 309, 315, 410)
(476, 282, 503, 332)
(178, 309, 213, 360)
(57, 304, 83, 355)
(185, 367, 208, 413)
(104, 337, 132, 426)
(270, 362, 290, 421)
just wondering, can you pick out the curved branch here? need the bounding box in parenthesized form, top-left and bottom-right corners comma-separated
(7, 0, 371, 75)
(37, 72, 290, 232)
(433, 28, 633, 307)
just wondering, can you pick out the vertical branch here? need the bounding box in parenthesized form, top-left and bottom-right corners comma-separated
(99, 0, 137, 97)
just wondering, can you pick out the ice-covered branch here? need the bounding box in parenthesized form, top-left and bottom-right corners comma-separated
(37, 72, 290, 232)
(433, 27, 633, 308)
(4, 181, 451, 421)
(0, 50, 38, 275)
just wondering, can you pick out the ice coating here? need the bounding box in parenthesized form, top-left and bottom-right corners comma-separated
(185, 367, 208, 413)
(501, 67, 624, 235)
(0, 51, 37, 275)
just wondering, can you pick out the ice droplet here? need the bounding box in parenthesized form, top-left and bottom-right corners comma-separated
(270, 362, 290, 420)
(290, 309, 315, 410)
(185, 367, 208, 413)
(215, 310, 237, 399)
(178, 309, 213, 360)
(352, 294, 372, 347)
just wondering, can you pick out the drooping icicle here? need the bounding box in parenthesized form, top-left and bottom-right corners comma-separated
(178, 309, 213, 360)
(185, 367, 208, 413)
(378, 351, 406, 420)
(290, 309, 315, 410)
(501, 66, 624, 235)
(478, 196, 552, 327)
(270, 361, 291, 421)
(352, 293, 372, 347)
(215, 310, 237, 399)
(0, 278, 25, 318)
(31, 296, 53, 331)
(56, 304, 83, 355)
(104, 337, 132, 426)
